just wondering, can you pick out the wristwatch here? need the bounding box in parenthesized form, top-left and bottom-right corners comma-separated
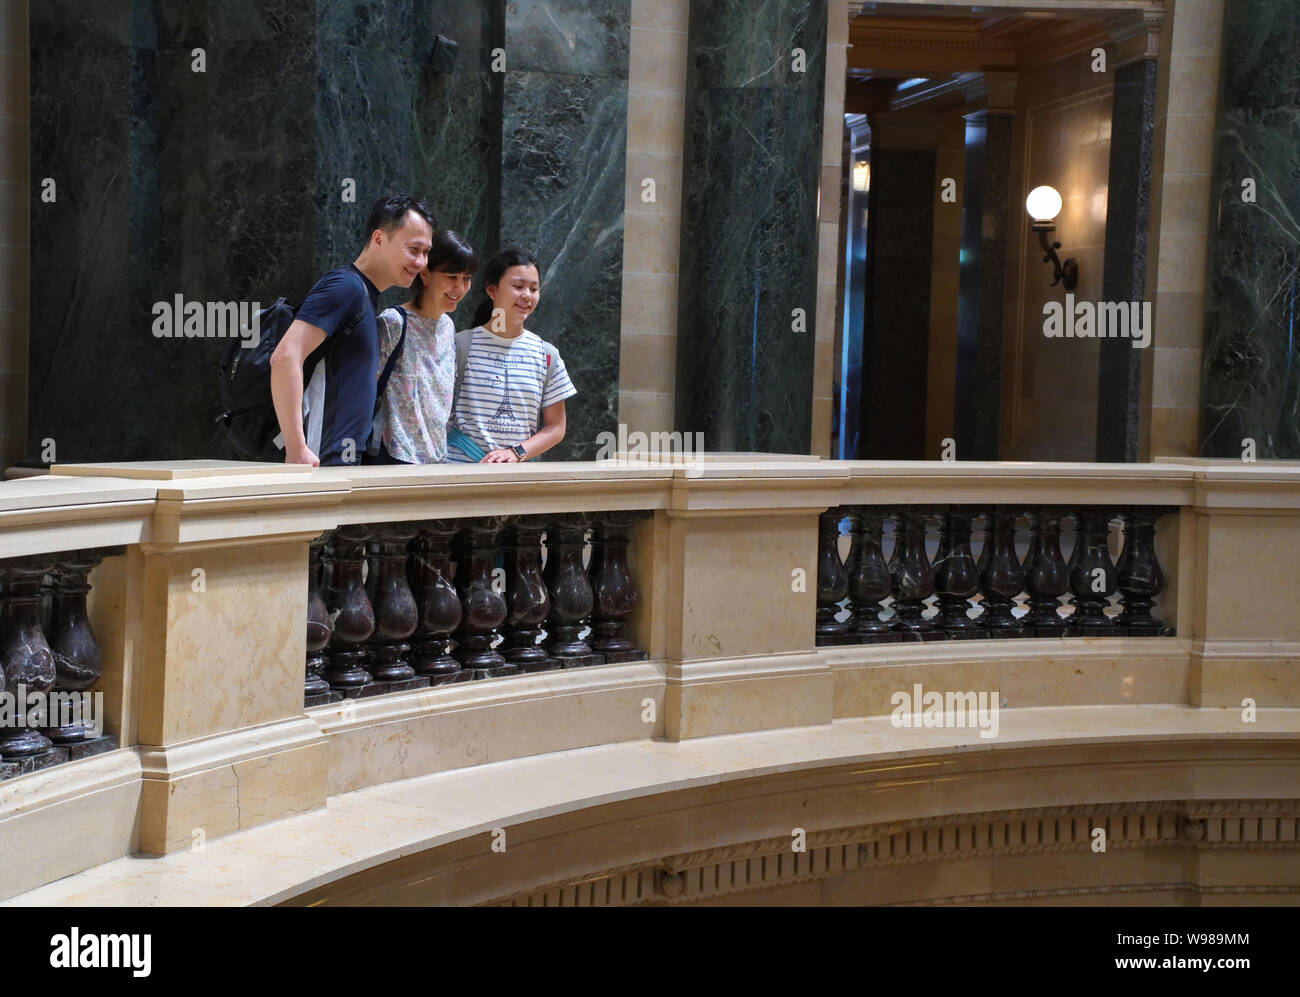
(511, 444, 527, 460)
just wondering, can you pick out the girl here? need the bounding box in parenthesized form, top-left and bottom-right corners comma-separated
(446, 247, 576, 463)
(369, 230, 477, 464)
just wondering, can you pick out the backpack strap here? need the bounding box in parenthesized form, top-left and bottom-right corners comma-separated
(374, 307, 409, 414)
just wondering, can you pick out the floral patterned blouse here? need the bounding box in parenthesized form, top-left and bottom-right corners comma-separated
(371, 306, 456, 463)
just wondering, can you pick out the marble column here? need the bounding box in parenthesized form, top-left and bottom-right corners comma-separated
(156, 0, 319, 441)
(1201, 0, 1300, 459)
(859, 137, 934, 459)
(499, 0, 630, 460)
(1096, 53, 1157, 462)
(28, 1, 157, 462)
(953, 96, 1014, 461)
(315, 0, 504, 307)
(413, 0, 503, 271)
(674, 0, 826, 454)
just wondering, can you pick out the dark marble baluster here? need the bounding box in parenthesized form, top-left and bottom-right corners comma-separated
(846, 509, 896, 644)
(589, 512, 650, 663)
(503, 516, 552, 672)
(38, 568, 53, 647)
(43, 554, 105, 743)
(975, 512, 993, 581)
(1116, 508, 1172, 636)
(816, 507, 851, 646)
(321, 526, 377, 693)
(304, 539, 333, 703)
(454, 518, 513, 675)
(935, 508, 983, 639)
(979, 507, 1026, 637)
(411, 521, 465, 684)
(1067, 508, 1119, 636)
(0, 557, 58, 758)
(889, 508, 939, 641)
(1022, 508, 1070, 637)
(364, 525, 423, 687)
(543, 514, 602, 667)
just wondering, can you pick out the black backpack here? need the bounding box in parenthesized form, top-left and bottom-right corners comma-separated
(216, 297, 407, 462)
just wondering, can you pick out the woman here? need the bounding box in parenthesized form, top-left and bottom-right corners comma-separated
(446, 247, 576, 463)
(368, 229, 477, 464)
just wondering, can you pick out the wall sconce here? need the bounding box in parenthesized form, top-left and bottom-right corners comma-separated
(852, 160, 870, 193)
(1025, 185, 1078, 290)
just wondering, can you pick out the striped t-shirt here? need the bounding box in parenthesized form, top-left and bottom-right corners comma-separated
(446, 325, 576, 462)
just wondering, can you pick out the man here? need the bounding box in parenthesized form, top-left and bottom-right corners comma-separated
(270, 195, 435, 465)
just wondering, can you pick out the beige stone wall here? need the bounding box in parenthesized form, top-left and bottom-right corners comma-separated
(1002, 48, 1115, 461)
(617, 0, 689, 439)
(1145, 0, 1223, 458)
(0, 0, 26, 470)
(812, 0, 850, 457)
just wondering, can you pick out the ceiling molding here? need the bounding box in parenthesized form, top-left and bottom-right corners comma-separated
(847, 3, 1164, 76)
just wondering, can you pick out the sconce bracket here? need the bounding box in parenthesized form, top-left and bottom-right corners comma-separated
(1032, 222, 1079, 291)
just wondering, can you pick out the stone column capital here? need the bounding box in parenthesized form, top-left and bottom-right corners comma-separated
(1107, 9, 1164, 67)
(960, 70, 1017, 115)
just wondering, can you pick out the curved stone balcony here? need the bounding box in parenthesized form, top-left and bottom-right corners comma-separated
(1, 455, 1298, 906)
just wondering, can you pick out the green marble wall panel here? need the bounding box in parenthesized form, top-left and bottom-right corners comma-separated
(674, 0, 826, 454)
(1201, 0, 1300, 458)
(498, 0, 630, 461)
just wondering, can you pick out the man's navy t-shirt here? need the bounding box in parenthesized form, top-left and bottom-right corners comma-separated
(296, 264, 380, 465)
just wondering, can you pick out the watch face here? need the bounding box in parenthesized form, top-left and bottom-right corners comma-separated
(512, 444, 526, 458)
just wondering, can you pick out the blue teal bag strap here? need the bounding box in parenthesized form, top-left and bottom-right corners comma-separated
(447, 425, 486, 462)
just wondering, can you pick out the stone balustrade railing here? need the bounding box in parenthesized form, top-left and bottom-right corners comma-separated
(0, 549, 119, 777)
(816, 505, 1174, 644)
(306, 514, 650, 705)
(0, 455, 1298, 892)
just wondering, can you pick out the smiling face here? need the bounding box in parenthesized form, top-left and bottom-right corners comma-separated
(420, 268, 473, 316)
(379, 210, 433, 290)
(485, 264, 541, 325)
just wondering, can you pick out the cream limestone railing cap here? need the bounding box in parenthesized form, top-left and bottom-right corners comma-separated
(604, 450, 820, 463)
(313, 461, 676, 525)
(0, 473, 160, 509)
(0, 474, 161, 557)
(1154, 456, 1300, 467)
(837, 459, 1198, 506)
(1152, 456, 1300, 508)
(49, 458, 313, 480)
(48, 460, 348, 548)
(15, 454, 1300, 550)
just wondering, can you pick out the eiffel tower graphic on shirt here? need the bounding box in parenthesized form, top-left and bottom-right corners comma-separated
(492, 362, 516, 420)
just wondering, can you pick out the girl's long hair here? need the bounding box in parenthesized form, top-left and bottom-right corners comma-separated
(470, 246, 542, 329)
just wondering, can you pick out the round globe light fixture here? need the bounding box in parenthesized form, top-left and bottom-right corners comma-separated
(1025, 184, 1077, 290)
(1025, 185, 1063, 223)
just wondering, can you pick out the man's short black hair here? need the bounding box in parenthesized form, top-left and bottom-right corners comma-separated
(363, 195, 435, 244)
